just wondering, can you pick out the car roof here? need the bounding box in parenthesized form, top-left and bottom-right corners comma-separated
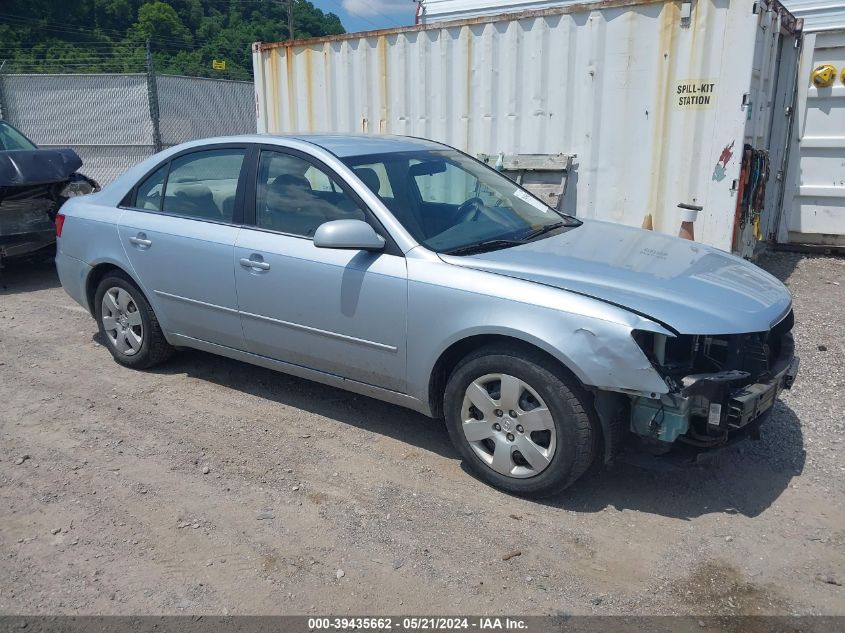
(151, 134, 449, 159)
(284, 134, 448, 157)
(91, 133, 454, 208)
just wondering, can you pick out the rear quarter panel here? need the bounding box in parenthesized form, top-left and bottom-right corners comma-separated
(57, 195, 135, 311)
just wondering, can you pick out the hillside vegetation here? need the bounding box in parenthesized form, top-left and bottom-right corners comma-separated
(0, 0, 345, 80)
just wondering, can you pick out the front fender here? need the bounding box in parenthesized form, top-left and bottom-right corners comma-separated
(406, 258, 669, 405)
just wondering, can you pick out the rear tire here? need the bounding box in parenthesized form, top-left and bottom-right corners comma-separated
(94, 272, 173, 369)
(443, 344, 597, 497)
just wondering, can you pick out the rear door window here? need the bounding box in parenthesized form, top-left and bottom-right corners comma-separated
(162, 149, 245, 222)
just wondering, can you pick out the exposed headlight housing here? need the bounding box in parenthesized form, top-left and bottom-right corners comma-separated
(60, 175, 100, 198)
(634, 318, 794, 393)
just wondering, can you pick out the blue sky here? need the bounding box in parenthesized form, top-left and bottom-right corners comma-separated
(312, 0, 416, 33)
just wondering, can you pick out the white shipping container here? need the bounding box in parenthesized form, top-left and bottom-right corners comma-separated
(778, 0, 845, 247)
(252, 0, 802, 255)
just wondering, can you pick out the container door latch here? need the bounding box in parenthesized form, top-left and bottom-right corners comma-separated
(680, 0, 692, 27)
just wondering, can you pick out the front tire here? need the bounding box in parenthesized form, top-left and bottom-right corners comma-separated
(94, 272, 173, 369)
(443, 344, 597, 497)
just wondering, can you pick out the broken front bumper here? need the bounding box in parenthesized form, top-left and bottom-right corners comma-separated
(630, 334, 799, 447)
(0, 187, 59, 260)
(0, 228, 56, 259)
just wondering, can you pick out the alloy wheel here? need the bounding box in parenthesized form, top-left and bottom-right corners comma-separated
(101, 286, 144, 356)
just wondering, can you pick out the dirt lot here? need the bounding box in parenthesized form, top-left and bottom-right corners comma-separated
(0, 251, 843, 615)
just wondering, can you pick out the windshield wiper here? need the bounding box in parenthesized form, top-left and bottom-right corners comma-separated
(443, 239, 526, 256)
(518, 221, 573, 241)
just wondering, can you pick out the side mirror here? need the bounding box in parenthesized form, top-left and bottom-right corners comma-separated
(313, 219, 386, 251)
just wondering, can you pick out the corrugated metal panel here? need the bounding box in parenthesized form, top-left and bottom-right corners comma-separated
(781, 0, 845, 32)
(423, 0, 845, 31)
(253, 0, 799, 254)
(780, 29, 845, 245)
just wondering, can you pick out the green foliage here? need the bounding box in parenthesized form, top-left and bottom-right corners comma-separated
(132, 2, 193, 47)
(0, 0, 345, 79)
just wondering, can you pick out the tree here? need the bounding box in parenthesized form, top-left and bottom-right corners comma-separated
(131, 2, 193, 48)
(0, 0, 346, 78)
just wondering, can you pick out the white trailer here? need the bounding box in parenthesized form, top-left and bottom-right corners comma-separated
(253, 0, 802, 256)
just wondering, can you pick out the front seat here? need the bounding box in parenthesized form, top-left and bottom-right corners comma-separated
(262, 174, 327, 236)
(353, 167, 382, 197)
(357, 166, 426, 240)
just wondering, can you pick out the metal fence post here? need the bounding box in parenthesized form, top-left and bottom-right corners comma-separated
(145, 41, 163, 153)
(0, 60, 7, 120)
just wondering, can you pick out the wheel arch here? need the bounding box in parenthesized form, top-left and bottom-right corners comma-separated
(84, 260, 145, 315)
(426, 330, 591, 419)
(430, 331, 614, 481)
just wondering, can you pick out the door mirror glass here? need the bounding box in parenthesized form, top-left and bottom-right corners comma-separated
(313, 219, 386, 251)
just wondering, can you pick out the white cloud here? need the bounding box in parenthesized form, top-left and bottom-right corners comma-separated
(341, 0, 411, 17)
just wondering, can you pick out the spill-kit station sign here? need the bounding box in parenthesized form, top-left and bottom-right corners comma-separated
(674, 79, 717, 109)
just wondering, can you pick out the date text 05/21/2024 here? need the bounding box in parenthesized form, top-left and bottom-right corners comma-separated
(307, 618, 528, 630)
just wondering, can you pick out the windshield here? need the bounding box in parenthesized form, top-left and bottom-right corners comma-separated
(342, 149, 579, 254)
(0, 121, 37, 151)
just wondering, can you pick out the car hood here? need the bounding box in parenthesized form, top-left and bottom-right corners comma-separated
(0, 148, 83, 187)
(438, 219, 792, 335)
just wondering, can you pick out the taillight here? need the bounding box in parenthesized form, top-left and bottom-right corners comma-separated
(55, 213, 66, 238)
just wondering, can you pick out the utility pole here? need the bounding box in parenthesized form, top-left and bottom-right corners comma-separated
(0, 59, 7, 120)
(287, 0, 295, 40)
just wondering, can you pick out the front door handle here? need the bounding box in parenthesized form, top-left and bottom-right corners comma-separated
(129, 233, 152, 248)
(239, 256, 270, 271)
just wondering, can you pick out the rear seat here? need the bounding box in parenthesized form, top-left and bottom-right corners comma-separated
(165, 183, 221, 220)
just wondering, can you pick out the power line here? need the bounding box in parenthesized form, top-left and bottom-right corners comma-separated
(0, 2, 411, 63)
(0, 50, 144, 57)
(0, 43, 130, 48)
(1, 3, 409, 38)
(0, 57, 147, 65)
(0, 13, 213, 47)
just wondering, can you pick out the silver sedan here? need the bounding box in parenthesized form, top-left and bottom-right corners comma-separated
(55, 134, 798, 496)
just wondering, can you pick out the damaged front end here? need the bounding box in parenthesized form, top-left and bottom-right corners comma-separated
(0, 147, 99, 261)
(628, 310, 799, 452)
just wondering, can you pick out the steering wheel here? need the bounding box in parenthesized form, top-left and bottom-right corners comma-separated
(455, 197, 486, 223)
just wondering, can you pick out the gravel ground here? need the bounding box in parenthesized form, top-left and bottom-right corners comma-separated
(0, 251, 843, 615)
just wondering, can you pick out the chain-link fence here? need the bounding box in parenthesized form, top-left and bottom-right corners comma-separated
(0, 73, 255, 185)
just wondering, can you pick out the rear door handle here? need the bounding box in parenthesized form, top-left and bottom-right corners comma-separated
(129, 233, 152, 248)
(239, 256, 270, 271)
